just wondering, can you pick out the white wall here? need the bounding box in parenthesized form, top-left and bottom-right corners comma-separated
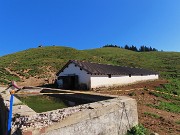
(57, 63, 158, 90)
(90, 74, 158, 89)
(58, 63, 91, 88)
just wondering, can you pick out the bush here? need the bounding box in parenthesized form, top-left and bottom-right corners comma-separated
(127, 124, 149, 135)
(128, 92, 136, 96)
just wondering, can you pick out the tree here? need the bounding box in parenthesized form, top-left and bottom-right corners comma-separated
(152, 48, 158, 51)
(144, 46, 149, 52)
(149, 46, 153, 51)
(139, 46, 145, 52)
(124, 45, 130, 50)
(131, 45, 138, 52)
(102, 44, 120, 48)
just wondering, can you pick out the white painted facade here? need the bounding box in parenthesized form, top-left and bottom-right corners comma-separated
(90, 74, 158, 88)
(57, 63, 159, 90)
(57, 63, 91, 88)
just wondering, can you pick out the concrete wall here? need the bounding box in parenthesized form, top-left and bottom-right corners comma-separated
(22, 96, 138, 135)
(58, 63, 91, 88)
(90, 74, 158, 88)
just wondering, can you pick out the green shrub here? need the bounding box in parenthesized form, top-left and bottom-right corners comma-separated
(128, 92, 136, 96)
(127, 124, 149, 135)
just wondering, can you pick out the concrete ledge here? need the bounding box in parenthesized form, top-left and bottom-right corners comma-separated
(0, 87, 138, 135)
(20, 97, 138, 135)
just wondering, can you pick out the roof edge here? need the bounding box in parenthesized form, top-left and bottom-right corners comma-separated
(56, 60, 93, 76)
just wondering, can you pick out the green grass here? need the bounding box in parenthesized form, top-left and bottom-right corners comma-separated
(144, 112, 161, 119)
(0, 46, 180, 85)
(0, 45, 179, 115)
(17, 95, 68, 113)
(146, 101, 180, 113)
(156, 78, 180, 96)
(149, 91, 180, 101)
(126, 124, 150, 135)
(85, 47, 180, 78)
(0, 46, 108, 84)
(175, 120, 180, 124)
(148, 78, 180, 106)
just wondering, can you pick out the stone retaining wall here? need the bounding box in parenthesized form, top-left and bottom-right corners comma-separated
(0, 86, 138, 135)
(20, 96, 138, 135)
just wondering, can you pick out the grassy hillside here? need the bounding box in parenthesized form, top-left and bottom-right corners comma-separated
(86, 47, 180, 96)
(0, 46, 179, 85)
(1, 46, 179, 134)
(0, 46, 106, 84)
(85, 47, 180, 78)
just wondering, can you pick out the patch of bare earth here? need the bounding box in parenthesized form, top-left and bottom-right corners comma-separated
(17, 77, 46, 87)
(96, 80, 180, 135)
(4, 67, 56, 87)
(5, 68, 24, 79)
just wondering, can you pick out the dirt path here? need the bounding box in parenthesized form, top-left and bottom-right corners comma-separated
(97, 80, 180, 135)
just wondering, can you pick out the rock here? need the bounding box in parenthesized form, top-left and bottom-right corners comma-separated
(150, 133, 159, 135)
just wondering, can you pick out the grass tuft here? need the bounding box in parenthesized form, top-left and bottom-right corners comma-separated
(146, 101, 180, 113)
(144, 112, 160, 119)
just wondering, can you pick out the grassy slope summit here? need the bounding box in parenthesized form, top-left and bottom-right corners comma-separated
(0, 46, 106, 84)
(1, 46, 179, 134)
(85, 47, 180, 78)
(86, 47, 180, 96)
(0, 46, 179, 85)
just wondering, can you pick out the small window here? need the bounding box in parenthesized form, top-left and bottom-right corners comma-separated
(129, 74, 131, 77)
(108, 74, 111, 78)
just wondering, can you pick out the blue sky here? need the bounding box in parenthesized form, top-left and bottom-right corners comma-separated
(0, 0, 180, 56)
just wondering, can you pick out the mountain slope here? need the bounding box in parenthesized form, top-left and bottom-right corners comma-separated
(0, 46, 180, 85)
(0, 46, 106, 84)
(85, 47, 180, 78)
(1, 46, 179, 134)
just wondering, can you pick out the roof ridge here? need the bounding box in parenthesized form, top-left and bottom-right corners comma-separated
(71, 60, 143, 69)
(56, 60, 158, 76)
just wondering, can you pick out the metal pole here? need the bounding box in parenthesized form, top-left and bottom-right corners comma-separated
(7, 93, 14, 135)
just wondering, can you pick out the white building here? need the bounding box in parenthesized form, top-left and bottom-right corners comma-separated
(56, 60, 158, 90)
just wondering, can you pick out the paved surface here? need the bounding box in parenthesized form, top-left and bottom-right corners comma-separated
(0, 87, 36, 116)
(13, 105, 36, 115)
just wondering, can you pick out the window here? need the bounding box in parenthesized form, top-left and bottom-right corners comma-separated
(108, 74, 111, 78)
